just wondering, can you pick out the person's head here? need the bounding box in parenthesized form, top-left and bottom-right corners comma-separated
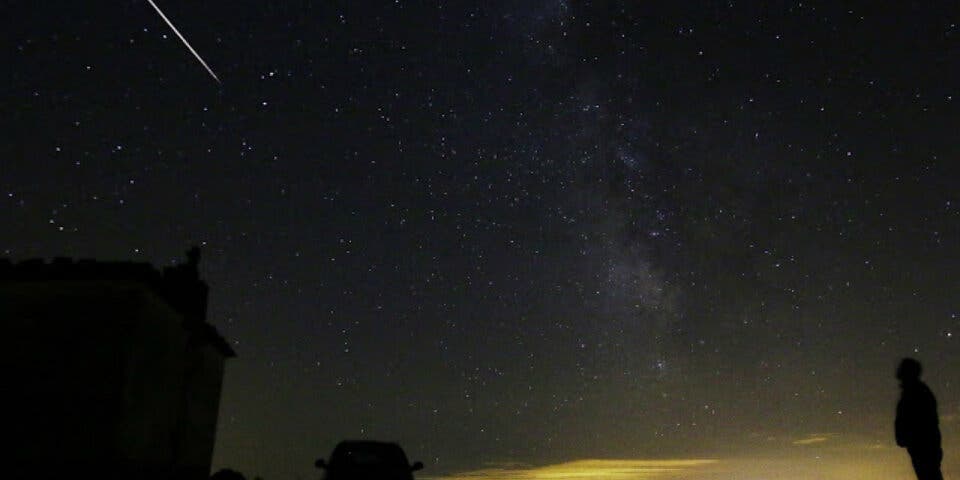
(897, 357, 922, 383)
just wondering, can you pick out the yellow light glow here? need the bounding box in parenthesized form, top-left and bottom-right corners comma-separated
(421, 447, 940, 480)
(423, 458, 718, 480)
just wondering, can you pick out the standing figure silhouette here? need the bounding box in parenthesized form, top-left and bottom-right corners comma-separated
(896, 358, 943, 480)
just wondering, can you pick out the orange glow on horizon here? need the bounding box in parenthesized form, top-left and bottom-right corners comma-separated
(421, 446, 944, 480)
(422, 458, 719, 480)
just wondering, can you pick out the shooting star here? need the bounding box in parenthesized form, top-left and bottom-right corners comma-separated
(145, 0, 221, 84)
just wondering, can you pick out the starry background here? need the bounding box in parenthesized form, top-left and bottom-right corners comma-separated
(3, 1, 960, 479)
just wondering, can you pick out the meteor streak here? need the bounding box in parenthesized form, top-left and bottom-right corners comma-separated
(145, 0, 221, 84)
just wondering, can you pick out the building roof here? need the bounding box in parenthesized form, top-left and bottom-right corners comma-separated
(0, 248, 235, 357)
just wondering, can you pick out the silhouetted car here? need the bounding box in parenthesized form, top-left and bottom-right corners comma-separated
(315, 441, 424, 480)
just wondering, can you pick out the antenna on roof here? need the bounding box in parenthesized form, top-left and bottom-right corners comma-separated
(187, 246, 201, 268)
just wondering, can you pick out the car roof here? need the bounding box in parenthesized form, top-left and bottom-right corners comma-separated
(330, 440, 410, 465)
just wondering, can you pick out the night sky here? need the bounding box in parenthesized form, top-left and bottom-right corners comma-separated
(4, 1, 960, 479)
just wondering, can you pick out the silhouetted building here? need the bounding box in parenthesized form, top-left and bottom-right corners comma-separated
(3, 248, 235, 480)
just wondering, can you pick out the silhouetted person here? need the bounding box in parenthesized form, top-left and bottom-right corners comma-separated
(896, 358, 943, 480)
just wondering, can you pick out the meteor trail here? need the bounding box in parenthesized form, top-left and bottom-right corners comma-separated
(145, 0, 221, 84)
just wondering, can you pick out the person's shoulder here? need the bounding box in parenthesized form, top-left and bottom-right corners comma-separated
(915, 381, 938, 400)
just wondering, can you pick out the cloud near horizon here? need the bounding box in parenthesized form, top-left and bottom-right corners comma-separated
(421, 459, 719, 480)
(420, 446, 932, 480)
(792, 433, 837, 446)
